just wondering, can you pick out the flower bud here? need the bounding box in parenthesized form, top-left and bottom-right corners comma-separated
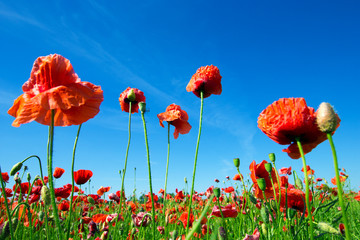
(257, 178, 266, 191)
(87, 196, 95, 205)
(248, 194, 258, 205)
(38, 211, 45, 221)
(171, 230, 178, 239)
(10, 162, 23, 176)
(287, 208, 296, 219)
(14, 173, 20, 183)
(213, 187, 220, 198)
(264, 163, 272, 174)
(295, 178, 303, 189)
(139, 102, 146, 113)
(41, 185, 51, 205)
(233, 158, 240, 168)
(127, 89, 136, 102)
(260, 206, 269, 224)
(269, 153, 276, 164)
(34, 175, 40, 180)
(316, 222, 339, 234)
(218, 226, 227, 240)
(316, 102, 338, 133)
(184, 177, 187, 184)
(27, 173, 31, 182)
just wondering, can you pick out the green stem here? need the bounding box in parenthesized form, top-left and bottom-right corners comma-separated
(0, 167, 14, 240)
(296, 138, 314, 240)
(141, 110, 156, 240)
(66, 124, 82, 240)
(119, 101, 132, 214)
(186, 90, 204, 234)
(163, 122, 171, 214)
(327, 133, 350, 239)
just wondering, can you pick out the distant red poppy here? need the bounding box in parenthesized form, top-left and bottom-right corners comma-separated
(158, 189, 165, 195)
(8, 54, 103, 127)
(257, 98, 340, 159)
(1, 172, 9, 183)
(233, 173, 243, 181)
(331, 176, 347, 185)
(119, 87, 146, 113)
(53, 167, 65, 179)
(13, 182, 30, 194)
(157, 104, 192, 139)
(74, 169, 93, 185)
(279, 167, 292, 175)
(301, 165, 315, 175)
(186, 65, 222, 98)
(279, 188, 311, 212)
(223, 186, 235, 193)
(2, 188, 13, 197)
(97, 186, 111, 196)
(250, 160, 279, 199)
(179, 212, 194, 228)
(211, 204, 238, 218)
(92, 213, 108, 224)
(174, 189, 185, 202)
(354, 191, 360, 201)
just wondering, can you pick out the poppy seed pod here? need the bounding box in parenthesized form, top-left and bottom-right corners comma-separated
(316, 102, 338, 133)
(127, 89, 136, 102)
(213, 187, 221, 198)
(139, 102, 146, 113)
(257, 178, 266, 191)
(87, 196, 95, 205)
(264, 163, 273, 174)
(233, 158, 240, 168)
(10, 162, 23, 176)
(41, 185, 51, 205)
(27, 173, 31, 182)
(269, 153, 276, 164)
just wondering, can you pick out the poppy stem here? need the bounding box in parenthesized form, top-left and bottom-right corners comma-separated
(295, 138, 314, 240)
(140, 108, 156, 240)
(119, 101, 132, 214)
(66, 124, 82, 240)
(0, 167, 14, 240)
(186, 90, 204, 234)
(163, 122, 171, 215)
(47, 109, 63, 239)
(326, 133, 350, 239)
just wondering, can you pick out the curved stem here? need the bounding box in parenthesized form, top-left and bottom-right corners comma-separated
(296, 138, 314, 240)
(20, 155, 44, 182)
(327, 133, 350, 239)
(0, 167, 14, 240)
(66, 124, 82, 240)
(119, 101, 132, 214)
(163, 122, 171, 214)
(47, 109, 63, 239)
(186, 90, 204, 234)
(141, 111, 156, 240)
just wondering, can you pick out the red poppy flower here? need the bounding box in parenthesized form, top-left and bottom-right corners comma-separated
(354, 191, 360, 201)
(74, 169, 93, 185)
(223, 186, 235, 193)
(257, 98, 340, 159)
(2, 188, 13, 197)
(233, 173, 244, 181)
(8, 54, 103, 127)
(174, 189, 185, 202)
(301, 165, 315, 175)
(211, 204, 238, 218)
(331, 176, 347, 185)
(249, 160, 279, 199)
(186, 65, 222, 98)
(179, 212, 194, 228)
(119, 87, 146, 113)
(13, 182, 30, 194)
(157, 104, 192, 139)
(279, 188, 312, 212)
(279, 167, 292, 175)
(1, 172, 9, 183)
(53, 167, 65, 179)
(92, 214, 108, 224)
(58, 200, 70, 211)
(97, 186, 111, 196)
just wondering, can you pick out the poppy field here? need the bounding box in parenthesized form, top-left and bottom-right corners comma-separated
(1, 54, 360, 240)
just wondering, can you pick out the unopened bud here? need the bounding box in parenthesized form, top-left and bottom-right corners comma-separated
(316, 222, 339, 234)
(233, 158, 240, 168)
(38, 211, 45, 221)
(213, 187, 220, 198)
(41, 185, 51, 205)
(264, 163, 272, 174)
(269, 153, 276, 164)
(287, 208, 296, 219)
(316, 102, 338, 133)
(249, 194, 258, 205)
(139, 102, 146, 113)
(87, 196, 95, 205)
(10, 162, 23, 176)
(295, 178, 303, 189)
(257, 178, 266, 191)
(171, 230, 178, 239)
(127, 89, 136, 102)
(27, 173, 31, 182)
(184, 177, 187, 184)
(260, 206, 269, 224)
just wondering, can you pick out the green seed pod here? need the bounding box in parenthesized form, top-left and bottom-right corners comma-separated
(218, 226, 227, 240)
(248, 194, 258, 205)
(257, 178, 266, 191)
(233, 158, 240, 168)
(127, 89, 136, 102)
(10, 162, 23, 176)
(87, 196, 95, 205)
(264, 163, 272, 174)
(260, 206, 269, 224)
(27, 173, 31, 182)
(295, 178, 303, 189)
(138, 102, 146, 113)
(213, 187, 221, 198)
(41, 185, 51, 206)
(287, 208, 296, 219)
(269, 153, 276, 164)
(316, 102, 338, 133)
(316, 222, 340, 235)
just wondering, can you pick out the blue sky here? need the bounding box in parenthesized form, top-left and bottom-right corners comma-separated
(1, 1, 359, 197)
